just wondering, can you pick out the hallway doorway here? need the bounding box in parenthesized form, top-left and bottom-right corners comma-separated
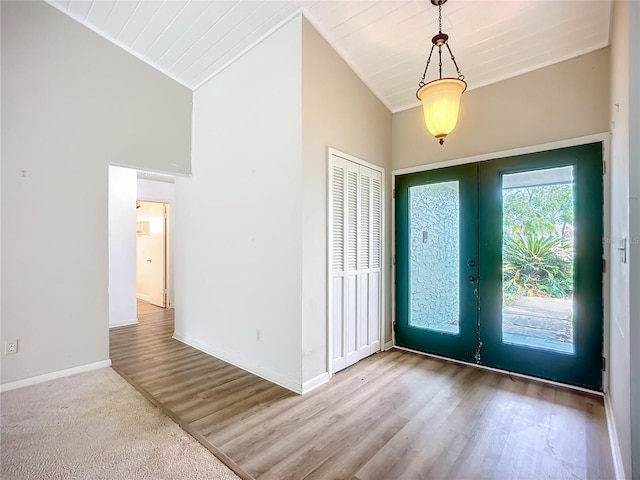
(108, 165, 176, 331)
(136, 201, 168, 308)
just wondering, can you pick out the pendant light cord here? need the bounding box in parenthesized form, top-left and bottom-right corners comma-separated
(438, 2, 443, 80)
(419, 45, 436, 87)
(418, 0, 465, 89)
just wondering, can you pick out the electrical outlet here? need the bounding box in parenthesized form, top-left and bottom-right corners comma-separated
(4, 340, 18, 355)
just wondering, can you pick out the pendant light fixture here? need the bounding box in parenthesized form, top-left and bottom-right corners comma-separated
(417, 0, 467, 145)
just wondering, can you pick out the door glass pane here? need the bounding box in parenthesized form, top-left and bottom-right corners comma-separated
(409, 181, 460, 334)
(502, 166, 575, 354)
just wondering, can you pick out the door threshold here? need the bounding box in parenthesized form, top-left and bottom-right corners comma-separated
(391, 345, 604, 396)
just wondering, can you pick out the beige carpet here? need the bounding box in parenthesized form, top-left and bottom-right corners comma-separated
(1, 367, 241, 480)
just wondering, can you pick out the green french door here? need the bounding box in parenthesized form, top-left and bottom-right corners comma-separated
(395, 163, 479, 363)
(395, 143, 604, 390)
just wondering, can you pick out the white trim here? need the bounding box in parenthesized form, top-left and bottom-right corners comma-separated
(380, 160, 387, 362)
(326, 148, 386, 377)
(384, 340, 394, 351)
(0, 360, 112, 393)
(605, 394, 628, 480)
(601, 136, 611, 394)
(393, 346, 603, 396)
(391, 171, 397, 349)
(110, 162, 192, 179)
(326, 150, 333, 377)
(136, 293, 150, 302)
(109, 319, 139, 328)
(328, 148, 386, 173)
(193, 10, 303, 91)
(173, 333, 303, 395)
(392, 133, 610, 176)
(301, 372, 330, 394)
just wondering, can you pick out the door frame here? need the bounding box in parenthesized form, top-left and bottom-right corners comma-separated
(137, 194, 174, 309)
(136, 200, 169, 308)
(392, 132, 610, 392)
(327, 147, 386, 377)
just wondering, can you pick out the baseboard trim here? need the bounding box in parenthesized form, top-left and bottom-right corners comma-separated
(136, 294, 150, 302)
(604, 393, 628, 479)
(172, 333, 303, 394)
(109, 318, 139, 328)
(384, 340, 394, 351)
(301, 372, 329, 394)
(0, 359, 112, 392)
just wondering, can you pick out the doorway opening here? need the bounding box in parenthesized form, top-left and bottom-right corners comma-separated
(136, 200, 168, 308)
(108, 165, 175, 332)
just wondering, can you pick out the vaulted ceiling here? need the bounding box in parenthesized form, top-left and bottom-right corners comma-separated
(47, 0, 612, 113)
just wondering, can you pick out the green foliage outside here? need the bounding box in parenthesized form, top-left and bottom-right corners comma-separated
(503, 184, 574, 299)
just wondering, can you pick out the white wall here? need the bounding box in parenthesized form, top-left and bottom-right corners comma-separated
(137, 179, 175, 307)
(138, 179, 175, 202)
(301, 18, 392, 385)
(174, 16, 304, 392)
(108, 166, 138, 327)
(1, 1, 192, 385)
(608, 1, 633, 476)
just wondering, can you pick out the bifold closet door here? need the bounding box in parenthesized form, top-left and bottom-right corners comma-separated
(330, 154, 382, 374)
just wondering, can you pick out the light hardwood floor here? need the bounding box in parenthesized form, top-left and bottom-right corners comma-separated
(110, 301, 615, 480)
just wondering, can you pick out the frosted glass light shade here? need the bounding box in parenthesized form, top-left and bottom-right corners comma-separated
(417, 78, 467, 143)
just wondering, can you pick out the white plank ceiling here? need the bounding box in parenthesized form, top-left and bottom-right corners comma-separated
(47, 0, 612, 113)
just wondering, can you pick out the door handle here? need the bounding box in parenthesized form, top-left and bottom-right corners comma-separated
(147, 259, 152, 263)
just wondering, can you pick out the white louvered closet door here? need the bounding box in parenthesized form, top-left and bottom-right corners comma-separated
(330, 153, 382, 374)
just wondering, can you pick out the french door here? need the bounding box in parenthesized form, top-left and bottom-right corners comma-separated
(395, 143, 604, 390)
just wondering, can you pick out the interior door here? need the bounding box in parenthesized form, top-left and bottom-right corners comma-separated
(136, 201, 166, 308)
(395, 143, 604, 390)
(395, 163, 479, 363)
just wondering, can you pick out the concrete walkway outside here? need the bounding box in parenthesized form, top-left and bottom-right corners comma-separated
(503, 296, 573, 354)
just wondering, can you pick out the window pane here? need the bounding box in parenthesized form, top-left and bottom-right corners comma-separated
(502, 166, 575, 354)
(409, 182, 460, 334)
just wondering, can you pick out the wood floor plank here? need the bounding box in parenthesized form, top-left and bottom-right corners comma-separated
(110, 300, 616, 480)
